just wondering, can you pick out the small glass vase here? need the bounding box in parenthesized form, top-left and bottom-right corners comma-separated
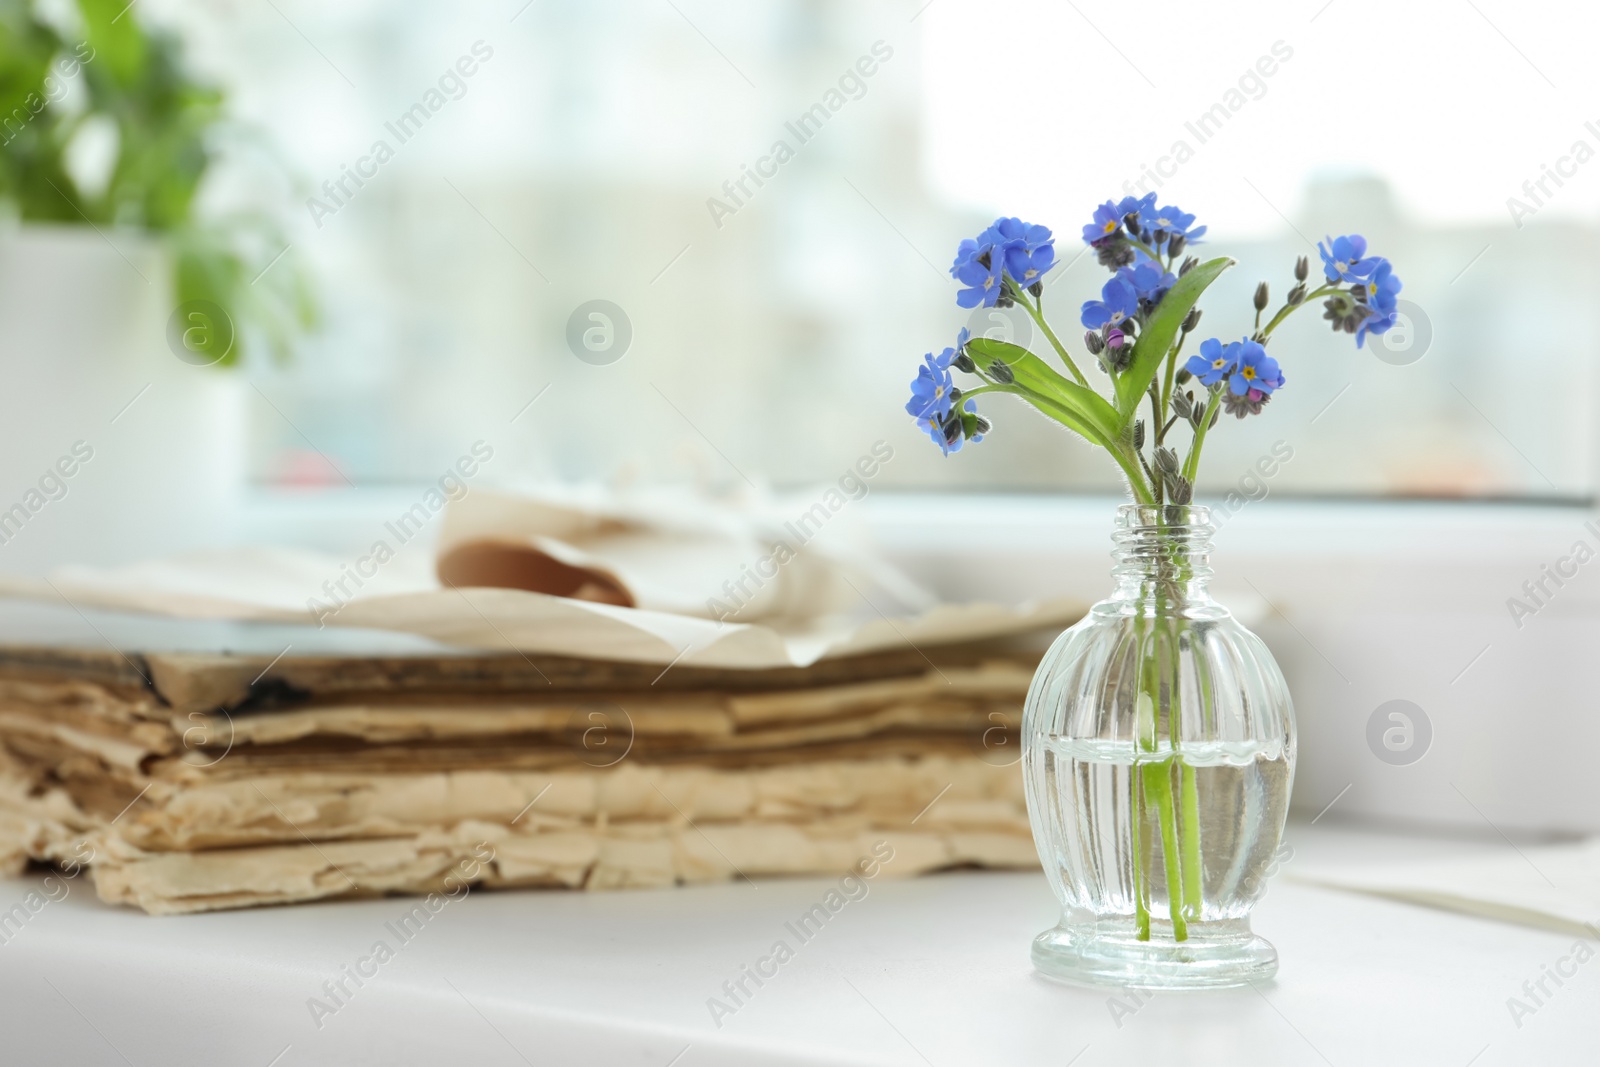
(1022, 504, 1295, 989)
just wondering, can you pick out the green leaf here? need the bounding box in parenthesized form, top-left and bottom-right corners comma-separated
(1113, 256, 1234, 424)
(967, 336, 1120, 444)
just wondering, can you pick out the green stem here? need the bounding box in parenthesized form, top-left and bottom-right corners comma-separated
(1259, 283, 1342, 339)
(1114, 443, 1157, 505)
(1134, 612, 1189, 942)
(1180, 388, 1222, 484)
(964, 378, 1155, 504)
(1142, 759, 1188, 941)
(1158, 333, 1186, 440)
(1185, 641, 1218, 921)
(1180, 758, 1203, 921)
(1016, 291, 1091, 387)
(1162, 519, 1203, 922)
(1132, 755, 1150, 940)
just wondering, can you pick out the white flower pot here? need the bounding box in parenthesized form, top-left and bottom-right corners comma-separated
(0, 223, 245, 574)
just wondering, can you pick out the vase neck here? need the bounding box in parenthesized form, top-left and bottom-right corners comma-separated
(1109, 504, 1215, 608)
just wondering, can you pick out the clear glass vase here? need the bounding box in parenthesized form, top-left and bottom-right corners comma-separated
(1022, 504, 1295, 988)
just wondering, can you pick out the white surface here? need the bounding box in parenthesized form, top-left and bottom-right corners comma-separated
(1293, 836, 1600, 937)
(0, 821, 1592, 1066)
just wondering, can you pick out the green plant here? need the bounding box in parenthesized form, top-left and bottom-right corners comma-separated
(0, 0, 313, 364)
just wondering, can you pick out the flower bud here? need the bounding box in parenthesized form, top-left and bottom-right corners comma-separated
(1168, 235, 1186, 259)
(1294, 255, 1309, 282)
(1254, 282, 1269, 311)
(953, 352, 976, 373)
(1133, 420, 1146, 450)
(1287, 283, 1306, 306)
(949, 386, 962, 402)
(1155, 447, 1179, 476)
(1029, 281, 1043, 298)
(1096, 240, 1136, 270)
(1181, 307, 1201, 334)
(1167, 475, 1193, 505)
(972, 414, 993, 435)
(1179, 256, 1198, 276)
(988, 360, 1015, 385)
(1171, 390, 1193, 419)
(1084, 330, 1106, 355)
(1175, 368, 1192, 385)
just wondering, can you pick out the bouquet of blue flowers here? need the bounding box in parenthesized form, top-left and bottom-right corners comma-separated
(907, 195, 1401, 502)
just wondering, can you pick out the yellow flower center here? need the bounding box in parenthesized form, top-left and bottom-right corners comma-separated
(1241, 366, 1256, 380)
(1102, 220, 1117, 234)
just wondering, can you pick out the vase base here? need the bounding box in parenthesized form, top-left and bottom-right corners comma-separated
(1031, 921, 1278, 990)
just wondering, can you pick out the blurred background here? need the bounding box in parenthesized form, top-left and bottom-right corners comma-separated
(1, 0, 1598, 831)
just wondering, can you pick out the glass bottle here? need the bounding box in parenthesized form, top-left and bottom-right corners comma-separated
(1023, 504, 1295, 988)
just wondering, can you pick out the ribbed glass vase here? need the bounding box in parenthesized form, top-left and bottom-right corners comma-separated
(1022, 504, 1295, 988)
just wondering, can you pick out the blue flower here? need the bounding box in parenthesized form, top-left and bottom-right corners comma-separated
(952, 218, 1057, 307)
(1117, 255, 1176, 303)
(1147, 204, 1206, 244)
(914, 397, 982, 455)
(1228, 339, 1284, 397)
(992, 217, 1056, 288)
(1318, 234, 1378, 284)
(1082, 200, 1124, 244)
(1116, 192, 1157, 222)
(1363, 258, 1401, 313)
(1356, 306, 1397, 348)
(1352, 259, 1401, 348)
(905, 349, 957, 422)
(952, 247, 1003, 308)
(1185, 337, 1237, 386)
(1080, 276, 1139, 329)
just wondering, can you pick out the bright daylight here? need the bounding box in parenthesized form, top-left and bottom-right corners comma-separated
(0, 1, 1593, 1064)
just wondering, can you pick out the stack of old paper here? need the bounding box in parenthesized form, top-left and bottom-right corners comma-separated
(0, 487, 1071, 913)
(0, 636, 1051, 914)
